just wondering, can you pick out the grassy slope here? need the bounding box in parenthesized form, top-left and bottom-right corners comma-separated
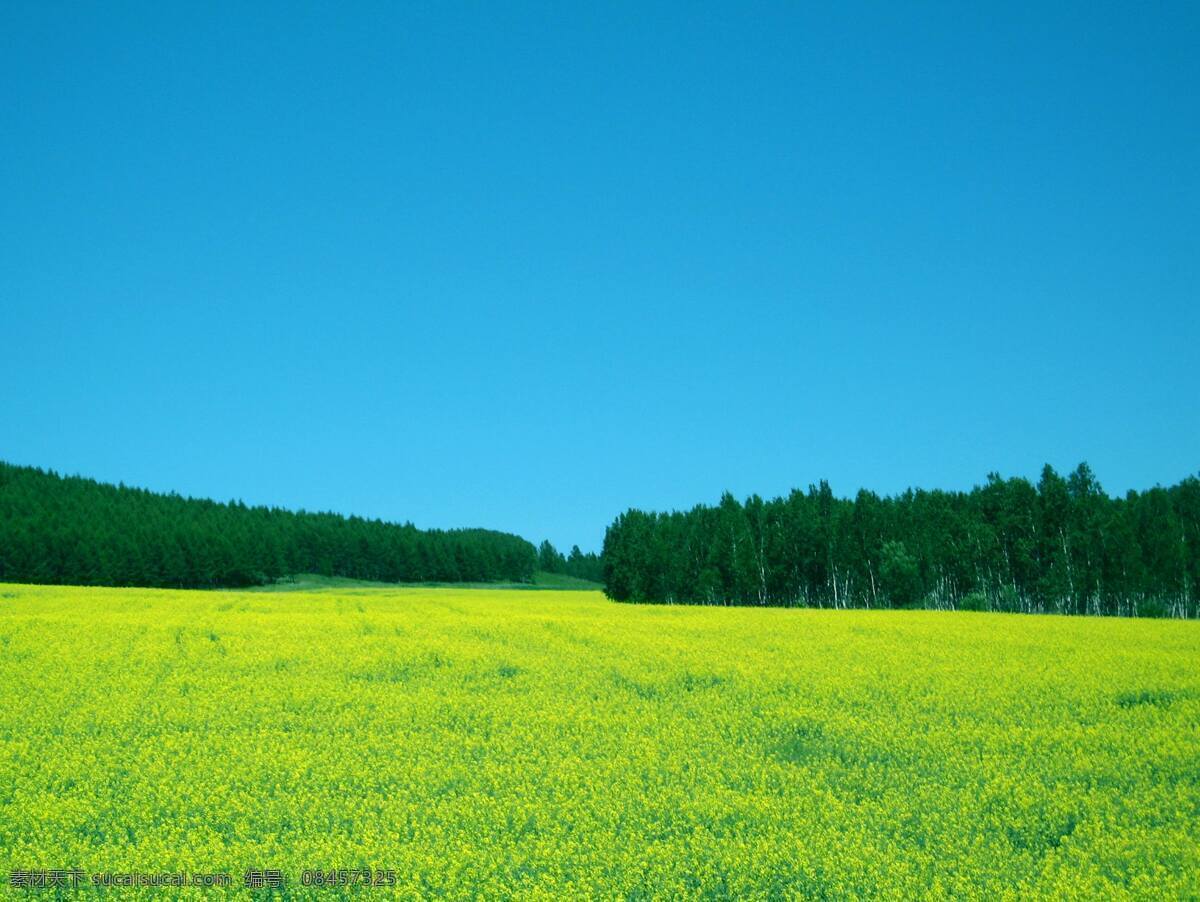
(243, 570, 603, 592)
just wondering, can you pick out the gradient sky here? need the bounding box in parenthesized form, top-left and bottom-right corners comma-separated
(3, 2, 1197, 552)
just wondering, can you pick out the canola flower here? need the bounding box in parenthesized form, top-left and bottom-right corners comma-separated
(0, 583, 1197, 899)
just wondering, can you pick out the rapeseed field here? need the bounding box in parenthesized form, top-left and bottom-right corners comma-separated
(0, 584, 1197, 898)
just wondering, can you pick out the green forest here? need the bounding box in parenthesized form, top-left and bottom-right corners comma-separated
(602, 464, 1200, 618)
(4, 460, 1199, 617)
(537, 539, 605, 584)
(0, 462, 537, 588)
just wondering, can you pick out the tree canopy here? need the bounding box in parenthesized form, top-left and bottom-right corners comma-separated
(537, 539, 604, 583)
(602, 464, 1200, 618)
(0, 462, 536, 589)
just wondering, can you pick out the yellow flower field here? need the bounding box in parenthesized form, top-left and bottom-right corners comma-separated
(1, 583, 1197, 898)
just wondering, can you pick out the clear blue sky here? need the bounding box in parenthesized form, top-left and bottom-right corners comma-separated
(3, 2, 1197, 552)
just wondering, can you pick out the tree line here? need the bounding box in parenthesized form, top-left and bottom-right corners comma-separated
(0, 462, 536, 588)
(602, 464, 1200, 618)
(537, 540, 605, 583)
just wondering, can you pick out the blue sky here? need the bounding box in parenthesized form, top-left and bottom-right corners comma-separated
(3, 2, 1197, 552)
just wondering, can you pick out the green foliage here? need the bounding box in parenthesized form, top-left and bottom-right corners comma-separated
(0, 462, 537, 589)
(565, 544, 604, 582)
(880, 541, 922, 608)
(538, 539, 565, 573)
(603, 463, 1200, 617)
(538, 540, 604, 583)
(959, 591, 990, 612)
